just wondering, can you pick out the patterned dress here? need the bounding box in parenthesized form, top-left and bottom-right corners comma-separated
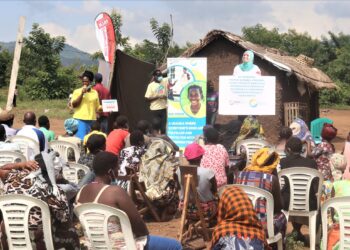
(200, 144, 229, 187)
(313, 140, 335, 181)
(2, 169, 80, 249)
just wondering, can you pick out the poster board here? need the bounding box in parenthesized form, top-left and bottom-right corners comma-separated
(167, 58, 207, 149)
(219, 75, 276, 115)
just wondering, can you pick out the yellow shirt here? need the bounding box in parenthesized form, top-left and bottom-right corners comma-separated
(72, 87, 100, 120)
(144, 80, 168, 110)
(183, 102, 206, 118)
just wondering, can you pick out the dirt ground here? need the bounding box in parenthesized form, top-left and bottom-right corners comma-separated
(12, 109, 350, 247)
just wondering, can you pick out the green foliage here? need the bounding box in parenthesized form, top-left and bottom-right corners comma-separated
(17, 23, 80, 100)
(0, 46, 12, 87)
(242, 24, 350, 107)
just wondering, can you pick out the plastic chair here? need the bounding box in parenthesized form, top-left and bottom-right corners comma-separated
(74, 203, 137, 250)
(321, 196, 350, 250)
(278, 167, 323, 250)
(236, 138, 270, 166)
(0, 194, 55, 250)
(63, 162, 90, 184)
(7, 135, 40, 160)
(220, 184, 283, 249)
(0, 151, 26, 166)
(49, 140, 81, 163)
(311, 118, 333, 144)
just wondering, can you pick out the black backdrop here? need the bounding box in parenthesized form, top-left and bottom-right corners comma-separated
(108, 50, 155, 132)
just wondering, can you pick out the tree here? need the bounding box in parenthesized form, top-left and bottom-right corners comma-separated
(0, 46, 12, 87)
(18, 23, 78, 99)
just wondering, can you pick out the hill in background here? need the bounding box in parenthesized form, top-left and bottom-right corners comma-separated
(0, 41, 97, 66)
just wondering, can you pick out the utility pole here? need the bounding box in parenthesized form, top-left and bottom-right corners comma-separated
(6, 16, 25, 111)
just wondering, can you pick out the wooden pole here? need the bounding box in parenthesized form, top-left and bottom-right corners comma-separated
(6, 16, 26, 111)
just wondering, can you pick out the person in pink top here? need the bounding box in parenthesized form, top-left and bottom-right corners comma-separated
(106, 115, 129, 156)
(93, 73, 111, 133)
(343, 132, 350, 179)
(200, 126, 229, 188)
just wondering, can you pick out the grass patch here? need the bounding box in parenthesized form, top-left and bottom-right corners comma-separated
(320, 104, 350, 110)
(0, 87, 70, 120)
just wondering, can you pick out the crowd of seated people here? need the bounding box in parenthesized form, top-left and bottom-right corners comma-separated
(1, 107, 350, 250)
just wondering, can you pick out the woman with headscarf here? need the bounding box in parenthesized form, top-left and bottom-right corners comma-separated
(289, 117, 315, 157)
(233, 50, 261, 76)
(1, 151, 80, 249)
(57, 118, 82, 162)
(312, 123, 338, 203)
(177, 143, 218, 221)
(139, 138, 179, 220)
(235, 147, 287, 242)
(230, 116, 265, 169)
(212, 185, 268, 250)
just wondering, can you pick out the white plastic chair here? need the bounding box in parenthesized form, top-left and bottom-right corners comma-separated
(321, 196, 350, 250)
(7, 135, 40, 160)
(236, 138, 270, 165)
(278, 167, 323, 250)
(220, 184, 283, 249)
(63, 163, 90, 184)
(49, 140, 81, 163)
(74, 203, 137, 250)
(0, 151, 26, 165)
(0, 194, 55, 250)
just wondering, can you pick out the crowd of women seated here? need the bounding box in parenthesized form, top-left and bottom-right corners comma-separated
(0, 113, 349, 250)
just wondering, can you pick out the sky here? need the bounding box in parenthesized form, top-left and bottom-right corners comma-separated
(1, 0, 350, 54)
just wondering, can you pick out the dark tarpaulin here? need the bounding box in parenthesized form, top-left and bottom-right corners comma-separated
(109, 50, 155, 131)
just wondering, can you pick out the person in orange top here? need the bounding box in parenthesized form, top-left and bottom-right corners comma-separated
(106, 115, 129, 155)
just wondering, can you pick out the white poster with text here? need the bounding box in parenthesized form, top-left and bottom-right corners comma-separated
(219, 75, 276, 115)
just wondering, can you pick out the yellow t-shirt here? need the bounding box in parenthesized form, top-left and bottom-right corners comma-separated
(144, 80, 168, 110)
(183, 102, 206, 118)
(72, 87, 100, 120)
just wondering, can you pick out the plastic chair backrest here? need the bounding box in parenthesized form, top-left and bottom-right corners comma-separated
(63, 163, 90, 184)
(222, 184, 276, 239)
(278, 167, 323, 212)
(0, 194, 54, 250)
(0, 151, 26, 166)
(49, 140, 81, 163)
(74, 203, 137, 250)
(236, 138, 270, 165)
(7, 135, 40, 159)
(322, 196, 350, 250)
(311, 118, 333, 144)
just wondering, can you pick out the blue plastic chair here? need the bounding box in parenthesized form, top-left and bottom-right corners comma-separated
(311, 118, 333, 144)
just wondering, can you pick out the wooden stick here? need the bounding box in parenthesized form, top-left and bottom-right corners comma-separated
(6, 16, 25, 111)
(178, 173, 191, 243)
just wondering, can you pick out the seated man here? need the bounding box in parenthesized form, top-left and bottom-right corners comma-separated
(0, 125, 21, 152)
(16, 112, 48, 158)
(82, 121, 106, 152)
(38, 115, 55, 142)
(177, 143, 218, 221)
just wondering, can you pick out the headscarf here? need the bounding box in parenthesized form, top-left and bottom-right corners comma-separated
(244, 147, 280, 174)
(321, 123, 337, 141)
(239, 50, 255, 72)
(139, 139, 178, 201)
(231, 116, 264, 149)
(212, 186, 267, 248)
(330, 153, 347, 181)
(184, 143, 205, 161)
(289, 118, 314, 143)
(64, 118, 79, 136)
